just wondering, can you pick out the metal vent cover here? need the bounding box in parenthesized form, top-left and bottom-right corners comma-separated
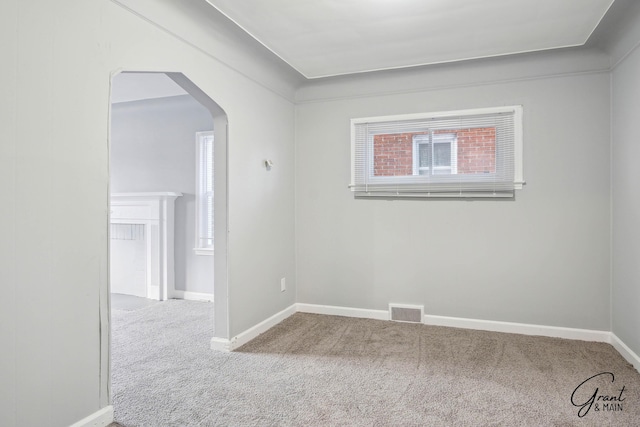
(389, 304, 424, 323)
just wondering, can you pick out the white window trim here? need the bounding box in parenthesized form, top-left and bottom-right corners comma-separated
(350, 106, 524, 197)
(412, 133, 458, 176)
(194, 131, 214, 256)
(194, 248, 214, 256)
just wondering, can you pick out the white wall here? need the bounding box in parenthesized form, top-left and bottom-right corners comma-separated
(1, 0, 636, 425)
(0, 1, 297, 426)
(110, 94, 214, 295)
(295, 52, 611, 331)
(611, 13, 640, 358)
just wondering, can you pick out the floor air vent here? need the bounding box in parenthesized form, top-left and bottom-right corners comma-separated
(389, 304, 424, 323)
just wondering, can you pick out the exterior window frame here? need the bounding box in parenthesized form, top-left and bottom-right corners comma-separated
(194, 131, 214, 256)
(412, 133, 458, 176)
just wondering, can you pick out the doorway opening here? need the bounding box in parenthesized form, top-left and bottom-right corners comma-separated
(107, 71, 228, 424)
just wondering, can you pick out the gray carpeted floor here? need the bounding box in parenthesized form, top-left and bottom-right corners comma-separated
(111, 300, 640, 426)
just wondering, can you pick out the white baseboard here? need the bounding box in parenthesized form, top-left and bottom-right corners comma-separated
(69, 406, 113, 427)
(296, 304, 610, 342)
(296, 303, 389, 321)
(210, 302, 639, 373)
(211, 304, 297, 352)
(210, 336, 232, 352)
(423, 314, 611, 342)
(173, 290, 214, 302)
(610, 333, 640, 371)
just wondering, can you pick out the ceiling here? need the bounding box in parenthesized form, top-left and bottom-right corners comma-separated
(205, 0, 615, 79)
(111, 72, 188, 104)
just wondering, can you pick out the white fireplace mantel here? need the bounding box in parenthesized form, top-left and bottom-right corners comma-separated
(110, 192, 182, 301)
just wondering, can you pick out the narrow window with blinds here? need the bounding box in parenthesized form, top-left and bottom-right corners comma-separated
(350, 106, 524, 198)
(195, 131, 214, 255)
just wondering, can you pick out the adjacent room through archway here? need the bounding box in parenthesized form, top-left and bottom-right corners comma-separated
(108, 71, 228, 425)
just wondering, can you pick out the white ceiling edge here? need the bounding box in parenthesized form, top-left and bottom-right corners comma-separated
(203, 0, 298, 76)
(205, 0, 616, 80)
(295, 49, 612, 104)
(307, 1, 616, 80)
(303, 42, 588, 80)
(588, 0, 640, 67)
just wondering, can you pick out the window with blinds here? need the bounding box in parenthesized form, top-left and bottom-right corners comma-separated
(195, 131, 214, 255)
(350, 106, 523, 198)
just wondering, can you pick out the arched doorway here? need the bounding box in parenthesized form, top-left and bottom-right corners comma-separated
(107, 71, 229, 425)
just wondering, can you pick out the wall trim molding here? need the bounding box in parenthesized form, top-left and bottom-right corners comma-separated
(296, 303, 389, 321)
(297, 304, 612, 343)
(211, 304, 297, 352)
(210, 302, 640, 373)
(69, 406, 114, 427)
(423, 313, 611, 342)
(210, 336, 232, 352)
(297, 69, 612, 106)
(173, 290, 214, 302)
(610, 333, 640, 371)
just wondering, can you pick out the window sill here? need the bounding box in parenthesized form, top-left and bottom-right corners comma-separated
(193, 248, 214, 256)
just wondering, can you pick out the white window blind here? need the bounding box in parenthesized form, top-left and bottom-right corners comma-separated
(195, 131, 214, 254)
(350, 106, 523, 198)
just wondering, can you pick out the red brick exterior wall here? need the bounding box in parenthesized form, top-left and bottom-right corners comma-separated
(373, 127, 495, 176)
(373, 132, 422, 176)
(455, 127, 496, 174)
